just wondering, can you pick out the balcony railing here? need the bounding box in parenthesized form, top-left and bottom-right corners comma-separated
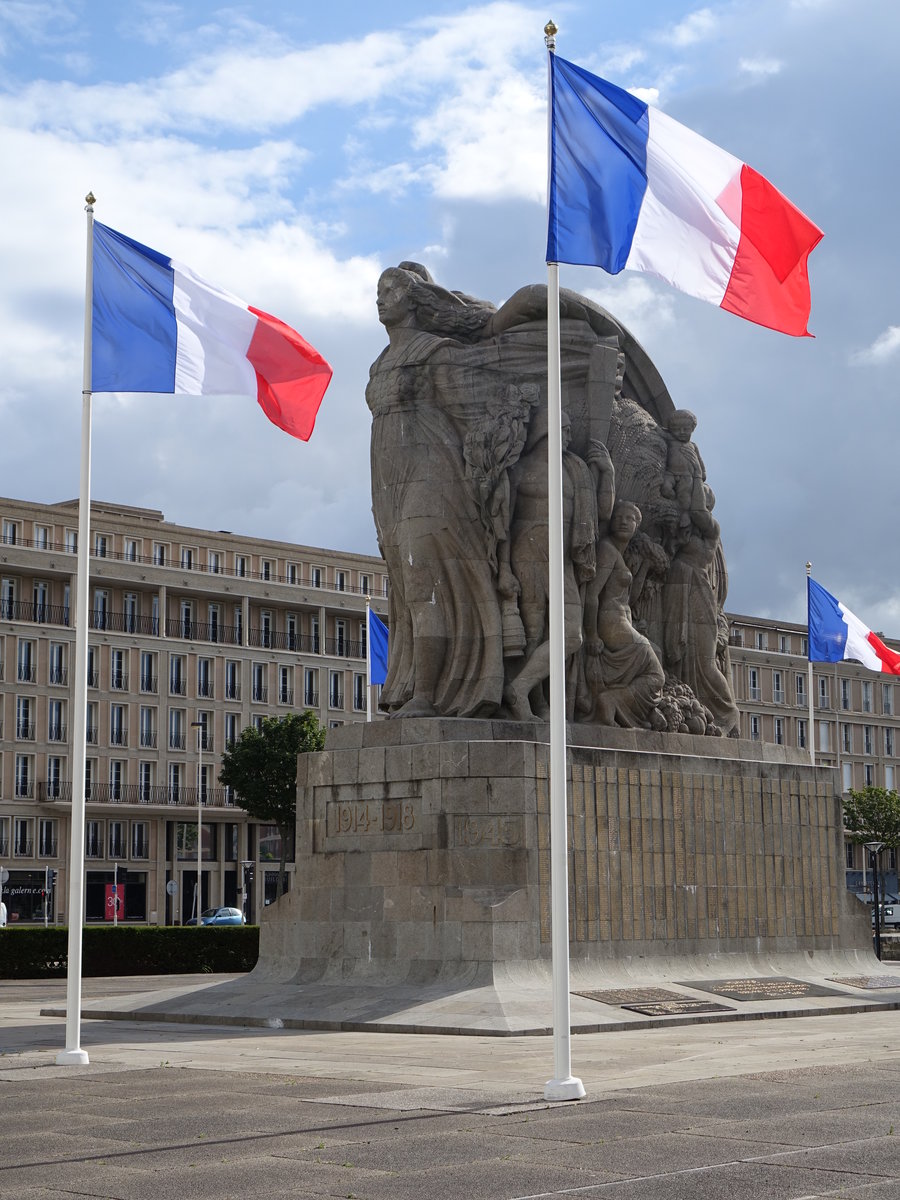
(140, 730, 157, 749)
(110, 673, 129, 691)
(169, 733, 186, 750)
(224, 684, 241, 700)
(17, 664, 36, 682)
(169, 678, 187, 696)
(279, 689, 294, 705)
(13, 839, 34, 855)
(252, 685, 268, 703)
(110, 728, 128, 747)
(49, 667, 68, 686)
(65, 781, 236, 807)
(197, 680, 214, 698)
(166, 617, 241, 645)
(140, 675, 158, 693)
(86, 725, 98, 744)
(48, 724, 67, 742)
(304, 691, 319, 707)
(90, 611, 158, 635)
(14, 783, 34, 799)
(324, 637, 364, 658)
(329, 692, 344, 709)
(1, 599, 70, 626)
(16, 722, 36, 740)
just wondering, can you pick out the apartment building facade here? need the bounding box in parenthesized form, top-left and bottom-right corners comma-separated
(728, 611, 900, 896)
(0, 496, 387, 926)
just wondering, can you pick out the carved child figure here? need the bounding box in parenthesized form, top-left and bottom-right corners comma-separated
(661, 409, 706, 528)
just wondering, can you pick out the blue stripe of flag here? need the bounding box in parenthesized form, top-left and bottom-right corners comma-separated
(807, 577, 848, 663)
(547, 54, 650, 270)
(92, 221, 177, 393)
(368, 609, 389, 685)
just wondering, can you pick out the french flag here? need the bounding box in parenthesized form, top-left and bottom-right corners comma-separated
(547, 55, 823, 336)
(808, 578, 900, 675)
(91, 222, 332, 440)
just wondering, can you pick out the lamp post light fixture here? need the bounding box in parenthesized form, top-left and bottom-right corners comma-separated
(864, 840, 885, 961)
(191, 720, 203, 925)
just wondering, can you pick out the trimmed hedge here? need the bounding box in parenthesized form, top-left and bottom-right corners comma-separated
(0, 925, 259, 979)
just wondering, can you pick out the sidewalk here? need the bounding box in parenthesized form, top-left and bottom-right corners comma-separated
(2, 975, 900, 1198)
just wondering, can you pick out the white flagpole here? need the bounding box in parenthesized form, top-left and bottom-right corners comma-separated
(543, 22, 584, 1104)
(57, 192, 96, 1066)
(806, 562, 816, 767)
(365, 595, 372, 722)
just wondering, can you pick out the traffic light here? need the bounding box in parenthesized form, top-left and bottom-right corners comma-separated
(242, 862, 254, 887)
(50, 869, 58, 888)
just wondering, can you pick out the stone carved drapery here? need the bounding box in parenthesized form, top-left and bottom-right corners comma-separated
(367, 264, 740, 735)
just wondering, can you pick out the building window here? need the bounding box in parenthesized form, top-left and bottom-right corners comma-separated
(842, 761, 853, 791)
(39, 818, 57, 857)
(754, 631, 766, 650)
(49, 642, 67, 686)
(122, 592, 138, 633)
(196, 711, 211, 752)
(774, 717, 784, 745)
(2, 518, 19, 545)
(260, 610, 273, 648)
(261, 559, 273, 581)
(48, 699, 65, 742)
(139, 706, 156, 749)
(131, 821, 149, 859)
(311, 615, 320, 653)
(798, 719, 807, 750)
(845, 841, 855, 869)
(124, 538, 138, 561)
(286, 612, 298, 651)
(110, 704, 127, 747)
(87, 645, 98, 688)
(842, 724, 852, 754)
(85, 820, 103, 859)
(16, 696, 33, 740)
(749, 714, 760, 741)
(329, 670, 343, 710)
(108, 819, 125, 857)
(818, 720, 830, 753)
(14, 816, 33, 856)
(252, 663, 267, 703)
(748, 667, 760, 701)
(46, 757, 62, 800)
(304, 668, 318, 707)
(197, 658, 213, 698)
(800, 637, 808, 656)
(864, 725, 874, 755)
(140, 651, 157, 693)
(336, 570, 346, 592)
(169, 654, 186, 696)
(335, 619, 347, 656)
(208, 550, 221, 575)
(234, 604, 243, 645)
(139, 762, 154, 803)
(111, 648, 127, 690)
(33, 580, 49, 622)
(94, 533, 109, 558)
(224, 712, 239, 748)
(886, 765, 895, 791)
(360, 574, 370, 596)
(773, 670, 784, 704)
(886, 727, 894, 757)
(252, 714, 264, 732)
(862, 681, 872, 713)
(153, 542, 167, 566)
(169, 709, 185, 751)
(34, 524, 50, 549)
(1, 576, 16, 619)
(382, 575, 389, 597)
(17, 639, 35, 682)
(86, 701, 98, 745)
(180, 546, 195, 570)
(109, 760, 124, 801)
(796, 674, 806, 703)
(278, 665, 293, 705)
(65, 528, 77, 553)
(841, 679, 851, 710)
(93, 588, 109, 630)
(225, 661, 240, 700)
(818, 676, 829, 709)
(311, 566, 322, 588)
(883, 684, 893, 715)
(168, 762, 182, 802)
(286, 562, 298, 584)
(865, 763, 875, 786)
(235, 555, 247, 578)
(353, 673, 366, 711)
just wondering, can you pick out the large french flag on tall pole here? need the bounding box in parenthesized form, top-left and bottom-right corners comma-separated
(547, 54, 823, 336)
(808, 578, 900, 675)
(92, 222, 332, 439)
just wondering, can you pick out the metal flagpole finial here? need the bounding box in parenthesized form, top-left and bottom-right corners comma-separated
(85, 192, 96, 208)
(806, 561, 812, 576)
(544, 20, 557, 50)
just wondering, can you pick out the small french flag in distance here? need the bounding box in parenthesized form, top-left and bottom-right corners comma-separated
(808, 578, 900, 675)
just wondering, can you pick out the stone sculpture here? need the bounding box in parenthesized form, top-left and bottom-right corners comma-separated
(366, 263, 741, 735)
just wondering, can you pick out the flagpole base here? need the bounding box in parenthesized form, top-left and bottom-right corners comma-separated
(56, 1048, 90, 1066)
(544, 1075, 585, 1101)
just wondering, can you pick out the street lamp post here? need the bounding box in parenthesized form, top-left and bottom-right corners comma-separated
(191, 720, 203, 925)
(865, 840, 884, 961)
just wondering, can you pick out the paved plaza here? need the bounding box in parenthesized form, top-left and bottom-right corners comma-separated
(2, 974, 900, 1198)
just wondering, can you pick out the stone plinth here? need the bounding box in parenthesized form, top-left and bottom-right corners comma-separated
(256, 719, 867, 983)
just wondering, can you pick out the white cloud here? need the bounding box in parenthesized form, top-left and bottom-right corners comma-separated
(738, 56, 783, 78)
(582, 277, 677, 343)
(667, 8, 718, 48)
(850, 326, 900, 365)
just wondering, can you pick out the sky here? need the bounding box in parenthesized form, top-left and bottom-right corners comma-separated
(0, 0, 897, 632)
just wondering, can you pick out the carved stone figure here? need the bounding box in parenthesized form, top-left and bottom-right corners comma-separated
(367, 265, 741, 734)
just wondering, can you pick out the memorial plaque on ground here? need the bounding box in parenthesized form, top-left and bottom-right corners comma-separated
(828, 975, 900, 991)
(621, 1000, 735, 1017)
(573, 987, 690, 1007)
(682, 977, 849, 1001)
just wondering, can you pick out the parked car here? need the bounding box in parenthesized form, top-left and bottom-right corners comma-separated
(186, 906, 245, 926)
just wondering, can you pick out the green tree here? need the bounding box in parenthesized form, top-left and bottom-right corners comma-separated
(843, 786, 900, 850)
(218, 711, 325, 900)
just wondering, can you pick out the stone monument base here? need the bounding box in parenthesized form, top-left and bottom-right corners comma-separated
(256, 719, 870, 988)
